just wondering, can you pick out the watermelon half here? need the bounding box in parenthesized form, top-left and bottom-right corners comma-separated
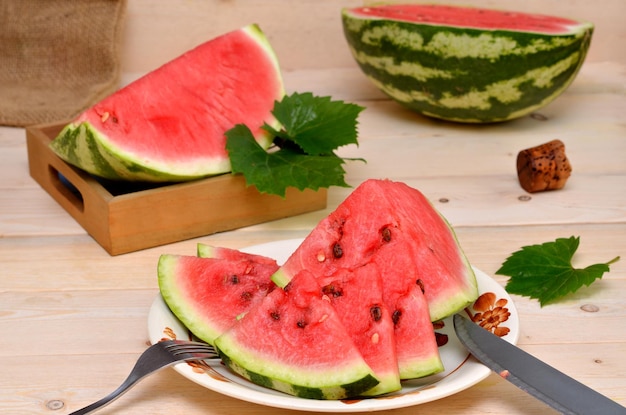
(342, 4, 593, 123)
(50, 24, 284, 182)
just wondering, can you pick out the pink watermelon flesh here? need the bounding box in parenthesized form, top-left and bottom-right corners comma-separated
(318, 265, 401, 395)
(273, 179, 478, 324)
(71, 24, 283, 175)
(214, 270, 379, 399)
(349, 4, 583, 34)
(157, 254, 278, 345)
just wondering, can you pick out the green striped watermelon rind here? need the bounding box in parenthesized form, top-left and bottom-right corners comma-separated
(216, 340, 379, 400)
(341, 8, 594, 123)
(51, 122, 228, 182)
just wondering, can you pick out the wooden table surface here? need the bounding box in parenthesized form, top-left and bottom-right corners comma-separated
(1, 2, 625, 414)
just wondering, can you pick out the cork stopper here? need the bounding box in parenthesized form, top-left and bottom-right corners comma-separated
(516, 139, 572, 193)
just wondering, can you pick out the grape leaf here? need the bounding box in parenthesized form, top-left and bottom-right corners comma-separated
(262, 92, 363, 156)
(226, 92, 364, 197)
(226, 124, 349, 197)
(496, 236, 620, 306)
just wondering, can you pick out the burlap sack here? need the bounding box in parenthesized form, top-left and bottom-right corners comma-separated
(0, 0, 126, 127)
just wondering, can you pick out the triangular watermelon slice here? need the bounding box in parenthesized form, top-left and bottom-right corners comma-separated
(214, 270, 380, 399)
(318, 264, 401, 395)
(197, 242, 278, 265)
(385, 271, 444, 379)
(50, 24, 284, 182)
(157, 254, 278, 345)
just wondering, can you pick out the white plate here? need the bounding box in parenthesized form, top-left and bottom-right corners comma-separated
(148, 238, 519, 412)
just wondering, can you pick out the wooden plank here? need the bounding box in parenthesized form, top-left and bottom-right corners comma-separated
(5, 168, 625, 237)
(1, 221, 624, 290)
(1, 284, 623, 359)
(1, 2, 625, 413)
(1, 343, 623, 414)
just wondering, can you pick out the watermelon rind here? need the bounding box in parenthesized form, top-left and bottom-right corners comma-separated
(50, 24, 284, 182)
(51, 122, 204, 182)
(341, 5, 594, 123)
(216, 340, 379, 400)
(197, 243, 224, 258)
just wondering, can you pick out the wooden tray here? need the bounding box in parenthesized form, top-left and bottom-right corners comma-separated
(26, 122, 327, 255)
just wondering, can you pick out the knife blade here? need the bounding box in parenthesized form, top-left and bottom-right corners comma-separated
(453, 314, 625, 415)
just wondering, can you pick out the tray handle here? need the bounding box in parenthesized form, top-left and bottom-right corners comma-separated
(47, 165, 85, 214)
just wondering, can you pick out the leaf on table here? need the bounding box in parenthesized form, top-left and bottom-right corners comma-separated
(496, 236, 620, 306)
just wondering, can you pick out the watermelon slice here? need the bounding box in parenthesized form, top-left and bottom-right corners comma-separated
(387, 274, 444, 379)
(197, 242, 277, 265)
(214, 270, 380, 399)
(50, 24, 284, 182)
(272, 179, 478, 323)
(157, 254, 278, 345)
(342, 4, 593, 123)
(318, 265, 401, 395)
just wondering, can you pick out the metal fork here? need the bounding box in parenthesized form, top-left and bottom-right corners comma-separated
(69, 339, 220, 415)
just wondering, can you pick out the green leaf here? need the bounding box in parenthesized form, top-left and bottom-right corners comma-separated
(496, 236, 620, 306)
(226, 124, 350, 197)
(225, 92, 364, 197)
(263, 92, 364, 156)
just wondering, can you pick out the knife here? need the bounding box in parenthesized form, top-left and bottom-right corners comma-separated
(453, 314, 626, 415)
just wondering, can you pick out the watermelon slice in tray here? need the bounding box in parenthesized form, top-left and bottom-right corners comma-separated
(50, 24, 284, 182)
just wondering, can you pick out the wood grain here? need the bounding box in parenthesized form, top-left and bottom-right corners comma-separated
(0, 1, 624, 413)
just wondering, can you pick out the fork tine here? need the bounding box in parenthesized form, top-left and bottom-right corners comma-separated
(163, 340, 220, 359)
(164, 339, 216, 351)
(173, 347, 219, 357)
(166, 339, 215, 349)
